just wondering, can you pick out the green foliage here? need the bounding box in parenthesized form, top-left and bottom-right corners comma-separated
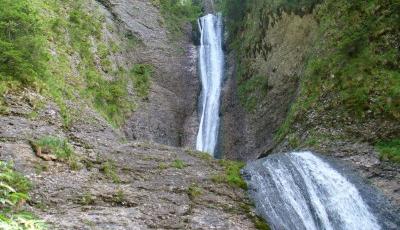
(254, 217, 271, 230)
(33, 136, 79, 170)
(217, 0, 320, 112)
(215, 0, 247, 38)
(100, 161, 120, 183)
(212, 160, 247, 190)
(0, 0, 48, 87)
(0, 162, 30, 207)
(220, 0, 399, 142)
(185, 149, 213, 162)
(276, 0, 400, 142)
(172, 159, 186, 169)
(238, 74, 269, 111)
(307, 0, 399, 118)
(0, 0, 138, 128)
(375, 139, 400, 163)
(131, 64, 153, 99)
(153, 0, 202, 38)
(288, 134, 300, 149)
(0, 212, 47, 230)
(0, 161, 46, 229)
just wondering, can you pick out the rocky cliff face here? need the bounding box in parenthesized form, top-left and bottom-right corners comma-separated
(220, 0, 399, 208)
(95, 0, 200, 147)
(221, 11, 318, 160)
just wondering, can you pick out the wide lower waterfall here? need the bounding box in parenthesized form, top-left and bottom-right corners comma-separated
(196, 14, 224, 156)
(244, 151, 399, 230)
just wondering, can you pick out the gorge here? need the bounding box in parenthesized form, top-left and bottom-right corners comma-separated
(0, 0, 399, 229)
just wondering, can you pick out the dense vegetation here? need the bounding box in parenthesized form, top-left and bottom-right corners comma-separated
(219, 0, 400, 159)
(0, 0, 145, 127)
(217, 0, 321, 111)
(0, 161, 46, 229)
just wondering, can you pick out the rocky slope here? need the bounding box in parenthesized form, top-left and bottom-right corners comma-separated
(0, 90, 260, 229)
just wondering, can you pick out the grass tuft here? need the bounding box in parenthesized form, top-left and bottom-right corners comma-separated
(172, 159, 187, 169)
(375, 139, 400, 163)
(187, 184, 202, 199)
(32, 136, 80, 170)
(100, 161, 121, 183)
(212, 160, 247, 190)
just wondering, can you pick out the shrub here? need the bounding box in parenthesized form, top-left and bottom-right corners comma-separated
(78, 192, 95, 206)
(0, 161, 46, 229)
(0, 0, 48, 87)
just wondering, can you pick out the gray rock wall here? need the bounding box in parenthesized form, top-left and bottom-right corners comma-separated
(97, 0, 199, 147)
(220, 12, 318, 160)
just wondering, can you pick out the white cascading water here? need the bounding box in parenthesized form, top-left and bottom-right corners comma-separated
(196, 14, 224, 156)
(245, 151, 382, 230)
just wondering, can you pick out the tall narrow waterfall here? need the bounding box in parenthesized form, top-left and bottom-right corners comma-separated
(244, 151, 387, 230)
(196, 14, 224, 156)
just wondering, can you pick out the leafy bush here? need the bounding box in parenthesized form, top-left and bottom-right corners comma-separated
(0, 161, 46, 229)
(0, 0, 48, 87)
